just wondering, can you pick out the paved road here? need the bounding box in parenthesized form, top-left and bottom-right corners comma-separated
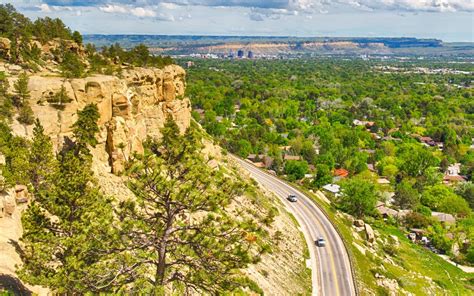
(234, 157, 356, 296)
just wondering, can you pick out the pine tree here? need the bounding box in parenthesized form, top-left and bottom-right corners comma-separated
(28, 119, 56, 192)
(13, 72, 30, 108)
(71, 103, 100, 155)
(47, 85, 72, 110)
(115, 118, 264, 294)
(13, 72, 34, 125)
(0, 71, 13, 120)
(19, 105, 117, 293)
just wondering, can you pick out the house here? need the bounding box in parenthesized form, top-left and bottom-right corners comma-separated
(185, 61, 195, 68)
(322, 184, 340, 195)
(443, 175, 466, 184)
(283, 155, 301, 161)
(415, 135, 436, 146)
(446, 163, 461, 176)
(280, 145, 292, 151)
(333, 168, 349, 178)
(421, 137, 436, 146)
(353, 119, 375, 128)
(377, 178, 391, 185)
(432, 212, 456, 225)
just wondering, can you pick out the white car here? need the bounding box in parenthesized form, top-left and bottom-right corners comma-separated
(287, 194, 298, 202)
(316, 237, 326, 247)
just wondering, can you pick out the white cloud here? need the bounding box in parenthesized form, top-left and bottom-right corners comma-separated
(38, 3, 52, 12)
(98, 4, 179, 21)
(339, 0, 474, 12)
(159, 2, 180, 10)
(131, 7, 156, 17)
(99, 4, 128, 14)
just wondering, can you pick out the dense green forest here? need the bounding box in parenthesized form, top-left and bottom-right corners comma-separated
(183, 58, 474, 264)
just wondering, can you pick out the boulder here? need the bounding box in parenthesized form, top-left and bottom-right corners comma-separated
(15, 185, 29, 203)
(7, 64, 22, 75)
(3, 192, 15, 216)
(0, 37, 11, 60)
(112, 93, 130, 118)
(354, 219, 365, 227)
(365, 223, 375, 243)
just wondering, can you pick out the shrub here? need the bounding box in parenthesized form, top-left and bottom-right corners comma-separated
(47, 86, 72, 110)
(17, 105, 34, 125)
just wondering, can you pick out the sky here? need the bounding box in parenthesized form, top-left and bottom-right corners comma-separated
(3, 0, 474, 42)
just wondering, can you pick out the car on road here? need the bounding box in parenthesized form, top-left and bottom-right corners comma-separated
(316, 236, 326, 247)
(287, 194, 298, 202)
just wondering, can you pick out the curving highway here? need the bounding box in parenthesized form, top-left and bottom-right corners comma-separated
(233, 156, 356, 296)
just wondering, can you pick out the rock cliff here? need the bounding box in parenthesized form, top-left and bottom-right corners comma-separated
(5, 64, 191, 174)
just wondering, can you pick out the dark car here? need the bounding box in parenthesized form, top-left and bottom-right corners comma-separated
(287, 194, 298, 202)
(316, 237, 326, 247)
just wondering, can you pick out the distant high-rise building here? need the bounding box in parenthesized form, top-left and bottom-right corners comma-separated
(247, 51, 254, 59)
(237, 49, 244, 58)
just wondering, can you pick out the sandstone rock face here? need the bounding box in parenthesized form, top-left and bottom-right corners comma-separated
(9, 65, 191, 174)
(0, 37, 11, 60)
(3, 191, 15, 216)
(14, 185, 30, 204)
(41, 38, 87, 61)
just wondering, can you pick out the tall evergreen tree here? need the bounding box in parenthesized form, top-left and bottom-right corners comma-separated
(13, 72, 30, 107)
(71, 103, 100, 155)
(0, 71, 13, 120)
(28, 119, 56, 192)
(19, 105, 117, 293)
(13, 72, 34, 125)
(115, 118, 265, 294)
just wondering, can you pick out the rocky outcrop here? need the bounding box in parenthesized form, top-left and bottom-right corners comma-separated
(0, 171, 15, 218)
(8, 64, 191, 174)
(365, 223, 375, 243)
(0, 37, 11, 60)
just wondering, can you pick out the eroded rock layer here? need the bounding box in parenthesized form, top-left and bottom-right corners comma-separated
(9, 65, 191, 174)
